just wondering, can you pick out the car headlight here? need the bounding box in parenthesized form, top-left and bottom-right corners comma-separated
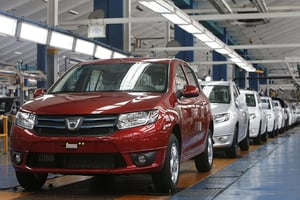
(15, 111, 36, 129)
(250, 113, 256, 120)
(117, 110, 159, 129)
(213, 113, 230, 123)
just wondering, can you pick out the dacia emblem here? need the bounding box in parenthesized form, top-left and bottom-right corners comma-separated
(65, 117, 83, 131)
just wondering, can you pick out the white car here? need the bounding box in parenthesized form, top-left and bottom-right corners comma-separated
(260, 96, 276, 137)
(272, 99, 285, 133)
(240, 89, 267, 144)
(201, 81, 249, 158)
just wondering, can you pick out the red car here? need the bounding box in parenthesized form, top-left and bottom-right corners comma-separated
(10, 58, 213, 192)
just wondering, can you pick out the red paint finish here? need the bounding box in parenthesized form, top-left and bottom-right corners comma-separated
(10, 58, 213, 191)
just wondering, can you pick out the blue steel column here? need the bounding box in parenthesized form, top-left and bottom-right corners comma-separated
(37, 44, 46, 88)
(174, 26, 194, 62)
(174, 1, 194, 62)
(212, 31, 227, 81)
(47, 0, 58, 88)
(94, 0, 123, 50)
(249, 64, 258, 91)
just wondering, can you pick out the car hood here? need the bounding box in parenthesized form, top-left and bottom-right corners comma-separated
(21, 92, 165, 115)
(210, 103, 231, 115)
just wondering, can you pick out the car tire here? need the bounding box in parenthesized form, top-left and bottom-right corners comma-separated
(261, 124, 268, 142)
(152, 134, 179, 193)
(268, 122, 275, 138)
(194, 129, 213, 172)
(15, 171, 47, 191)
(239, 122, 250, 151)
(226, 126, 238, 158)
(253, 122, 262, 145)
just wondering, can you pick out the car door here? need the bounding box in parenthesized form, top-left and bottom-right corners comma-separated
(175, 63, 206, 159)
(233, 85, 248, 141)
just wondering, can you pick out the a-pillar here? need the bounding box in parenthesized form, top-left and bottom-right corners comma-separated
(93, 0, 123, 50)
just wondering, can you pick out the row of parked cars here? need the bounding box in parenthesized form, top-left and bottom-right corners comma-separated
(201, 80, 298, 158)
(7, 58, 299, 193)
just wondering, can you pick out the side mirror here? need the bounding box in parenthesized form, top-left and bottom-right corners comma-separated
(33, 88, 46, 98)
(181, 85, 200, 98)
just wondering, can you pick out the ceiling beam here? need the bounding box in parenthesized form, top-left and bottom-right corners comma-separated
(59, 11, 300, 26)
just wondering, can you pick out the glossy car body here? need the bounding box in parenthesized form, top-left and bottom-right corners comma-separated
(10, 58, 213, 192)
(272, 99, 284, 132)
(260, 96, 276, 137)
(240, 89, 267, 144)
(201, 81, 249, 158)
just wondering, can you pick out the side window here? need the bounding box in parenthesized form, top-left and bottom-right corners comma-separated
(183, 65, 198, 87)
(175, 65, 188, 92)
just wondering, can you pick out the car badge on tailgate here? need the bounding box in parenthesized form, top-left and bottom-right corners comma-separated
(65, 117, 83, 131)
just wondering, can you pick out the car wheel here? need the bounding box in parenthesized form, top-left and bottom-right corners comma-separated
(261, 124, 268, 142)
(152, 134, 179, 193)
(194, 129, 213, 172)
(15, 171, 48, 191)
(226, 126, 238, 158)
(268, 122, 275, 138)
(239, 122, 250, 151)
(253, 122, 262, 145)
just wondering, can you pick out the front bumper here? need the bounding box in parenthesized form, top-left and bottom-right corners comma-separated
(213, 120, 236, 148)
(10, 124, 169, 175)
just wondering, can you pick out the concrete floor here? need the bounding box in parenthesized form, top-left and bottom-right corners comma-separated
(1, 126, 300, 200)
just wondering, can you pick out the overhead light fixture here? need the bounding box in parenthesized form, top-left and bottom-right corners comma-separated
(205, 41, 223, 49)
(139, 0, 174, 13)
(138, 0, 254, 72)
(14, 51, 22, 55)
(95, 45, 113, 59)
(20, 22, 48, 44)
(0, 14, 17, 36)
(113, 51, 127, 58)
(179, 22, 204, 34)
(162, 9, 191, 25)
(50, 31, 74, 50)
(75, 39, 94, 56)
(68, 10, 79, 15)
(194, 33, 214, 42)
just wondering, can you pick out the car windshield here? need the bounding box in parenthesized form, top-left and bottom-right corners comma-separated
(48, 62, 168, 93)
(202, 85, 230, 104)
(245, 94, 256, 107)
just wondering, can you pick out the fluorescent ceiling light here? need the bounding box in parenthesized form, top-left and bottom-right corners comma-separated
(194, 33, 214, 42)
(50, 31, 74, 50)
(95, 45, 112, 59)
(162, 13, 190, 24)
(205, 41, 223, 49)
(75, 39, 94, 56)
(179, 24, 203, 34)
(139, 0, 173, 13)
(113, 52, 127, 58)
(230, 57, 243, 63)
(215, 47, 231, 55)
(0, 15, 17, 36)
(20, 22, 48, 44)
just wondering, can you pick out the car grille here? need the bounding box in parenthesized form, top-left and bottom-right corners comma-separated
(27, 153, 127, 169)
(33, 114, 118, 136)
